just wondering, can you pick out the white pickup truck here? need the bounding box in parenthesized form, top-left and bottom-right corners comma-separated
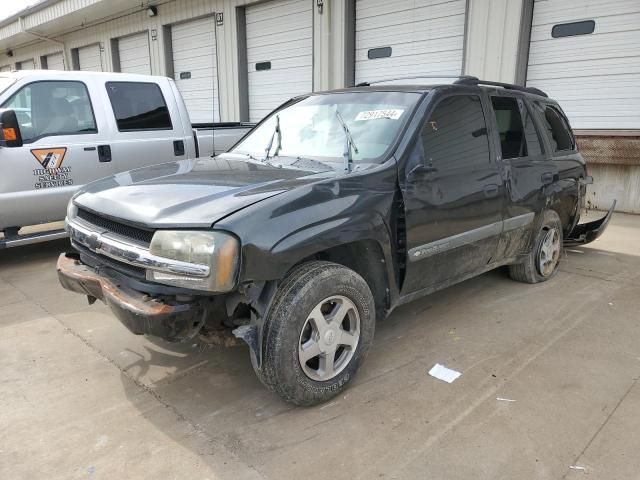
(0, 70, 253, 248)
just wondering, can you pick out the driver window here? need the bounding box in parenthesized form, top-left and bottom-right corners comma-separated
(1, 81, 97, 143)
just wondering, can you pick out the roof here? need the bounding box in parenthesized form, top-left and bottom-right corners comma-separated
(0, 69, 171, 82)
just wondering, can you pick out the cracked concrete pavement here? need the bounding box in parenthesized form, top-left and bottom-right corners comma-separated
(1, 213, 639, 479)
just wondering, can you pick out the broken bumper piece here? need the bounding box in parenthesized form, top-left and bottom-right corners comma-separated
(56, 253, 205, 342)
(565, 201, 616, 247)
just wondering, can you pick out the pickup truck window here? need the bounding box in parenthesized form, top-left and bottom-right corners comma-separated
(1, 80, 97, 142)
(231, 91, 421, 166)
(422, 95, 490, 171)
(106, 81, 172, 132)
(491, 96, 543, 159)
(533, 102, 575, 152)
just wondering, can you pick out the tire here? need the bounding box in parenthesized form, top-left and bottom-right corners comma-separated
(255, 261, 375, 406)
(509, 210, 563, 284)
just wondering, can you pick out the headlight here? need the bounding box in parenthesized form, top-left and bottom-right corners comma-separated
(146, 230, 239, 292)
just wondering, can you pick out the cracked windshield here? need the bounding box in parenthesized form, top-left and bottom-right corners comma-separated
(230, 91, 422, 169)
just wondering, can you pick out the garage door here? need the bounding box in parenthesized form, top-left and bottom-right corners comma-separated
(245, 0, 313, 122)
(118, 32, 151, 75)
(0, 65, 11, 72)
(172, 16, 219, 124)
(78, 44, 103, 71)
(44, 52, 65, 70)
(527, 0, 640, 130)
(17, 59, 35, 70)
(355, 0, 467, 85)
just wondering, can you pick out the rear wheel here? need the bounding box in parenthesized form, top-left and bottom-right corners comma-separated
(509, 210, 563, 284)
(255, 261, 375, 406)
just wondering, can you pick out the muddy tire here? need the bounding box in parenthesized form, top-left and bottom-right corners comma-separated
(254, 261, 375, 406)
(509, 210, 563, 284)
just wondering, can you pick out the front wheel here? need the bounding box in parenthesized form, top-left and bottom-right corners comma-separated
(255, 261, 375, 406)
(509, 210, 563, 284)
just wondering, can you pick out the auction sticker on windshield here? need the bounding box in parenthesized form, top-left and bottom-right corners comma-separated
(355, 109, 404, 121)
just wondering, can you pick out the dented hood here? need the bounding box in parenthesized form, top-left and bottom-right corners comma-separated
(74, 157, 336, 228)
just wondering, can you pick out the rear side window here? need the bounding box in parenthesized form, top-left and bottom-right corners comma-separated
(491, 96, 543, 159)
(1, 80, 97, 142)
(533, 102, 575, 152)
(422, 95, 490, 171)
(106, 82, 172, 131)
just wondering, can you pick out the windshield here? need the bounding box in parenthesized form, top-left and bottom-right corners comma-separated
(0, 77, 15, 96)
(231, 91, 422, 166)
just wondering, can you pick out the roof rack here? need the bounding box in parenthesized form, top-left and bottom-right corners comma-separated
(355, 75, 548, 97)
(355, 75, 478, 87)
(453, 77, 548, 97)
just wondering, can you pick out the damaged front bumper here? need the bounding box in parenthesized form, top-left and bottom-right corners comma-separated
(57, 253, 206, 342)
(565, 201, 616, 247)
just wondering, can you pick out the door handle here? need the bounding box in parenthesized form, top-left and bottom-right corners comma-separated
(541, 172, 554, 185)
(483, 184, 499, 198)
(173, 140, 185, 156)
(408, 164, 438, 178)
(97, 145, 112, 163)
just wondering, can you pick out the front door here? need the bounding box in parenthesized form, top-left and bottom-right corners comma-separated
(400, 92, 505, 295)
(0, 79, 113, 230)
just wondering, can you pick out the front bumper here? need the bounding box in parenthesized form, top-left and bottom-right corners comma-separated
(57, 253, 205, 342)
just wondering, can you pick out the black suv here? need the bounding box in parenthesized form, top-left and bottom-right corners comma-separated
(58, 76, 614, 405)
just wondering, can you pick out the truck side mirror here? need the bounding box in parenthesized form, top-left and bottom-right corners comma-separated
(0, 109, 23, 148)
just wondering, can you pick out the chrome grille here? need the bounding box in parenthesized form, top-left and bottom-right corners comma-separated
(76, 208, 154, 246)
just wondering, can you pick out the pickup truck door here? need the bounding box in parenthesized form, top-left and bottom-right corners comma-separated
(102, 80, 192, 172)
(399, 92, 505, 295)
(0, 79, 115, 230)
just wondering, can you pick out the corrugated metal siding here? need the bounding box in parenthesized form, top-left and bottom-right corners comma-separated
(527, 0, 640, 130)
(355, 0, 466, 84)
(245, 0, 313, 122)
(118, 31, 151, 75)
(464, 0, 522, 82)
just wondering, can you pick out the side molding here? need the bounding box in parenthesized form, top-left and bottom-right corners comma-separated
(408, 213, 535, 262)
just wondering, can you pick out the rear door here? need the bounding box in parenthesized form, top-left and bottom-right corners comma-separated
(400, 91, 504, 294)
(103, 80, 190, 172)
(0, 78, 114, 229)
(487, 94, 556, 259)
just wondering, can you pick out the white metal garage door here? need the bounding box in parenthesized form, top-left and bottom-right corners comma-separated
(17, 59, 35, 70)
(0, 65, 11, 72)
(527, 0, 640, 130)
(45, 52, 65, 70)
(245, 0, 313, 122)
(78, 44, 103, 71)
(355, 0, 467, 85)
(172, 16, 219, 123)
(118, 32, 151, 75)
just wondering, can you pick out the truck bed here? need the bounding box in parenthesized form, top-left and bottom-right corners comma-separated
(194, 123, 255, 157)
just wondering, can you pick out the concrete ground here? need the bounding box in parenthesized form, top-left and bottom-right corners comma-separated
(1, 213, 639, 480)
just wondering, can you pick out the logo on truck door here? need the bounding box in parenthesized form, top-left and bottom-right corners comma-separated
(31, 148, 67, 168)
(30, 148, 73, 190)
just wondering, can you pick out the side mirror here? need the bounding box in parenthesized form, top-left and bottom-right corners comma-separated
(0, 109, 23, 148)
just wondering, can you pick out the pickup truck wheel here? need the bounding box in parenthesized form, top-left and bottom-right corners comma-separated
(509, 210, 563, 284)
(256, 261, 375, 406)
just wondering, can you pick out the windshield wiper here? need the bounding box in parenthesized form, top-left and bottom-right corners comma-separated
(263, 114, 282, 163)
(335, 110, 359, 173)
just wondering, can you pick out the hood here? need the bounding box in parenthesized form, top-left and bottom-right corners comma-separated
(74, 157, 336, 228)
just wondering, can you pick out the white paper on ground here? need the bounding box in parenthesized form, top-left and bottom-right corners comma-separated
(428, 363, 461, 383)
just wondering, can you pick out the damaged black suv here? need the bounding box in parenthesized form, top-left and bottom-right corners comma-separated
(58, 76, 614, 406)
